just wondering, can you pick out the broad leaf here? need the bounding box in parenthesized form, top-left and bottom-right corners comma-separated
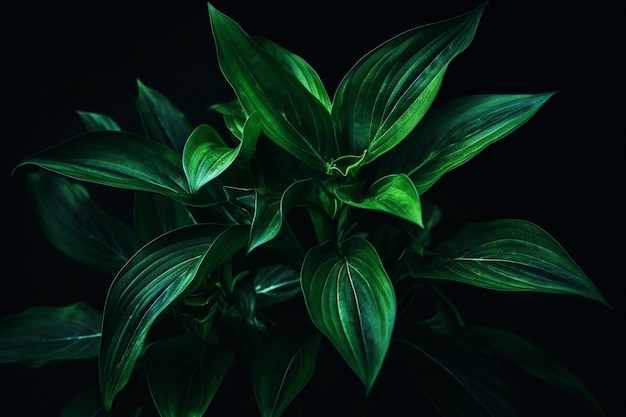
(135, 78, 194, 152)
(252, 334, 321, 417)
(404, 219, 608, 305)
(0, 302, 102, 368)
(133, 191, 196, 244)
(99, 223, 248, 412)
(145, 334, 235, 417)
(393, 325, 522, 416)
(377, 93, 555, 194)
(332, 173, 423, 226)
(76, 111, 121, 132)
(300, 236, 396, 392)
(13, 130, 213, 206)
(469, 326, 606, 416)
(332, 3, 485, 163)
(208, 3, 338, 171)
(27, 170, 140, 276)
(254, 265, 301, 308)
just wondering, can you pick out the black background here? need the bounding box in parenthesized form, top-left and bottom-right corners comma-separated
(1, 1, 623, 416)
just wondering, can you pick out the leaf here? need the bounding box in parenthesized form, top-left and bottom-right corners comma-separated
(13, 130, 214, 206)
(393, 325, 522, 416)
(469, 326, 606, 416)
(300, 236, 396, 392)
(135, 78, 194, 152)
(331, 3, 486, 163)
(0, 302, 102, 368)
(99, 223, 248, 412)
(26, 170, 140, 276)
(404, 219, 608, 305)
(76, 111, 121, 132)
(182, 124, 240, 193)
(60, 386, 106, 417)
(145, 334, 235, 417)
(332, 173, 423, 226)
(133, 191, 197, 244)
(208, 3, 338, 171)
(377, 93, 555, 194)
(253, 265, 301, 308)
(252, 334, 321, 417)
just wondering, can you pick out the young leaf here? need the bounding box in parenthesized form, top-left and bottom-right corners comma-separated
(135, 78, 194, 153)
(133, 191, 197, 244)
(469, 326, 605, 416)
(208, 3, 338, 171)
(404, 219, 608, 305)
(253, 265, 301, 308)
(332, 3, 486, 163)
(300, 236, 396, 393)
(76, 110, 121, 132)
(0, 302, 102, 368)
(99, 223, 248, 412)
(27, 170, 140, 276)
(252, 334, 321, 417)
(145, 334, 235, 417)
(182, 123, 240, 193)
(331, 173, 424, 227)
(377, 93, 555, 194)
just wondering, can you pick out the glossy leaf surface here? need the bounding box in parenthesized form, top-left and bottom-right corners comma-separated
(0, 302, 101, 368)
(99, 224, 248, 412)
(301, 236, 396, 392)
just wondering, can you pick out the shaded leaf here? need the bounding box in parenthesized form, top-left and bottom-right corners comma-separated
(60, 386, 106, 417)
(0, 302, 102, 368)
(301, 236, 396, 392)
(254, 265, 301, 308)
(133, 191, 196, 244)
(76, 111, 121, 132)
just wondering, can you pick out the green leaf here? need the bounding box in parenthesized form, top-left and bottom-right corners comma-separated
(253, 265, 301, 308)
(0, 302, 102, 368)
(300, 236, 396, 392)
(60, 386, 106, 417)
(208, 3, 338, 171)
(182, 124, 240, 193)
(99, 223, 248, 412)
(145, 334, 235, 417)
(332, 3, 486, 163)
(377, 93, 555, 194)
(404, 219, 608, 305)
(76, 111, 121, 132)
(133, 191, 196, 244)
(469, 326, 605, 416)
(394, 325, 522, 416)
(27, 170, 140, 276)
(209, 99, 247, 140)
(13, 130, 214, 206)
(332, 173, 423, 226)
(252, 334, 321, 417)
(135, 78, 194, 152)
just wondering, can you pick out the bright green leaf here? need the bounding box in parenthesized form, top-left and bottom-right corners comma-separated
(0, 302, 102, 368)
(332, 3, 486, 163)
(300, 236, 396, 392)
(252, 334, 321, 417)
(76, 111, 121, 132)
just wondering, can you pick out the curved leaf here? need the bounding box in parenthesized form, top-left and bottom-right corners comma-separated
(332, 3, 486, 163)
(135, 78, 194, 153)
(99, 223, 248, 412)
(145, 334, 235, 417)
(405, 219, 608, 305)
(27, 170, 140, 276)
(208, 3, 338, 171)
(377, 93, 555, 194)
(253, 265, 301, 308)
(300, 236, 396, 392)
(133, 191, 196, 244)
(0, 302, 102, 368)
(76, 111, 121, 132)
(252, 334, 321, 417)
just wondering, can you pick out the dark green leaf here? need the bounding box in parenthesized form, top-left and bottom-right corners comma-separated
(0, 302, 102, 368)
(99, 223, 248, 412)
(301, 236, 396, 392)
(27, 170, 140, 276)
(145, 334, 235, 417)
(377, 93, 555, 194)
(252, 334, 321, 417)
(254, 265, 301, 308)
(133, 191, 196, 244)
(332, 3, 486, 163)
(208, 3, 338, 171)
(404, 219, 608, 305)
(470, 326, 605, 416)
(76, 111, 121, 132)
(135, 79, 193, 152)
(60, 386, 106, 417)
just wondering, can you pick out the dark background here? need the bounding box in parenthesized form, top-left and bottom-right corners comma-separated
(1, 0, 623, 416)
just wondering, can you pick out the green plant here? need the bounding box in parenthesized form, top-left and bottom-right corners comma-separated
(2, 2, 610, 416)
